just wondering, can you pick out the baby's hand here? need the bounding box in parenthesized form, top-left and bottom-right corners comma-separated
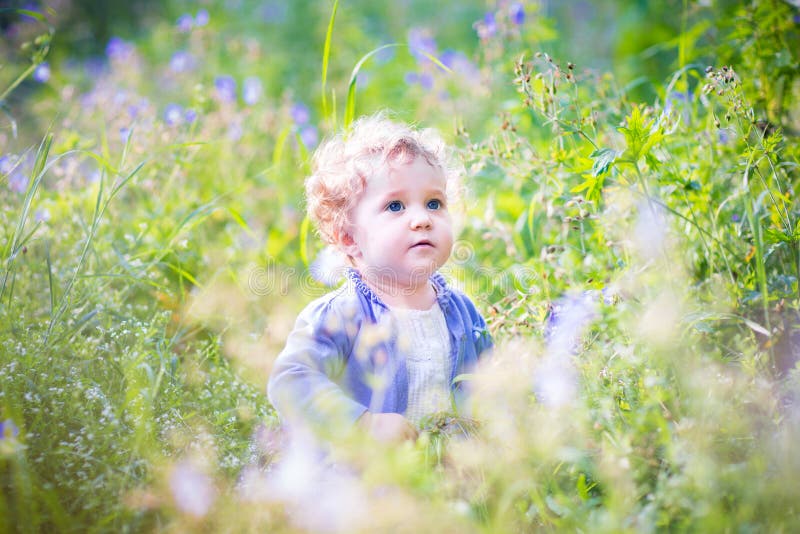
(358, 412, 419, 443)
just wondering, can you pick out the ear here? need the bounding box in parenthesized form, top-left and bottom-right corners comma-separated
(336, 230, 361, 259)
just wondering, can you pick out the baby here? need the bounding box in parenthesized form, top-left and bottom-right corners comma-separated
(268, 113, 492, 443)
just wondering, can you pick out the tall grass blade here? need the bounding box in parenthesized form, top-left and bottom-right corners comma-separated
(321, 0, 339, 123)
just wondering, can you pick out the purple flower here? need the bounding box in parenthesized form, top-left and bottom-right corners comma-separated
(170, 461, 215, 517)
(419, 72, 434, 90)
(214, 76, 237, 103)
(9, 171, 28, 194)
(484, 12, 497, 35)
(106, 37, 134, 60)
(33, 62, 50, 83)
(177, 14, 194, 32)
(1, 419, 19, 440)
(474, 12, 497, 39)
(243, 76, 263, 106)
(195, 9, 210, 26)
(0, 155, 14, 175)
(170, 51, 195, 73)
(290, 103, 310, 125)
(164, 103, 184, 126)
(407, 27, 437, 61)
(35, 208, 50, 222)
(228, 122, 243, 141)
(510, 3, 525, 25)
(299, 125, 318, 149)
(404, 72, 419, 86)
(732, 213, 741, 222)
(119, 127, 131, 143)
(260, 1, 288, 23)
(184, 109, 198, 123)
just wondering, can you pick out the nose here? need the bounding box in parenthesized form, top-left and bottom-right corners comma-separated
(409, 207, 432, 230)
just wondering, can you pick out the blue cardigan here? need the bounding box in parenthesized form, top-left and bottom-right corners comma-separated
(268, 268, 493, 426)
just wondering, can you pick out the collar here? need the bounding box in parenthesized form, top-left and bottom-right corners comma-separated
(346, 268, 452, 310)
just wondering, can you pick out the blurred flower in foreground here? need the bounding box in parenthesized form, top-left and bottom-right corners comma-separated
(309, 246, 347, 286)
(299, 125, 318, 149)
(8, 169, 28, 194)
(177, 14, 194, 33)
(545, 291, 597, 359)
(195, 9, 210, 27)
(106, 37, 134, 61)
(1, 419, 19, 440)
(164, 103, 184, 126)
(214, 76, 237, 104)
(407, 27, 438, 62)
(33, 62, 50, 83)
(184, 109, 198, 124)
(634, 200, 666, 260)
(537, 291, 598, 407)
(475, 12, 497, 40)
(0, 155, 14, 175)
(510, 3, 525, 25)
(35, 208, 50, 223)
(248, 430, 367, 531)
(170, 460, 216, 517)
(169, 51, 195, 73)
(243, 76, 263, 106)
(290, 103, 310, 125)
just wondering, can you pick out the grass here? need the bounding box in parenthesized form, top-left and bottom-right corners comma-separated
(1, 0, 799, 531)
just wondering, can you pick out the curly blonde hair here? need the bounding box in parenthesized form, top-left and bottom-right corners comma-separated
(305, 112, 461, 246)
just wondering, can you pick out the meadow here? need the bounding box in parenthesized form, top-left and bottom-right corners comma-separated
(1, 0, 799, 531)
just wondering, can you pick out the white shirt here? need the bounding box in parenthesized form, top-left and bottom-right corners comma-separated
(393, 303, 452, 425)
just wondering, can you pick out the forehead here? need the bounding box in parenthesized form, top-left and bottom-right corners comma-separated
(368, 155, 446, 192)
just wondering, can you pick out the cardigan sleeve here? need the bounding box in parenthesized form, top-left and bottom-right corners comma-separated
(267, 297, 368, 428)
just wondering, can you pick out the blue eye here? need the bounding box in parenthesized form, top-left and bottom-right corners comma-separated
(427, 199, 441, 210)
(387, 201, 404, 212)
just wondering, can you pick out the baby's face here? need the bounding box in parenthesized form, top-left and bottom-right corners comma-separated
(343, 156, 453, 288)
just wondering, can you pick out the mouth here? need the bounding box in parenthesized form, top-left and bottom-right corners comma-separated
(411, 240, 434, 249)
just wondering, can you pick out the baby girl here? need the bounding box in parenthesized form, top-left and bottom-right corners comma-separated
(268, 113, 492, 443)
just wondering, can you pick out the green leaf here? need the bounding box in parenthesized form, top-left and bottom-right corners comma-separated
(589, 147, 618, 177)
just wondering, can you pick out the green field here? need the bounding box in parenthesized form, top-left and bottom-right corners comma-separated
(1, 0, 799, 531)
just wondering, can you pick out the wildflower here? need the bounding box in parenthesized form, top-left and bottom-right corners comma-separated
(309, 246, 347, 286)
(9, 171, 28, 194)
(418, 72, 434, 90)
(214, 75, 237, 103)
(407, 27, 438, 61)
(510, 3, 525, 25)
(243, 76, 263, 106)
(177, 14, 194, 32)
(404, 72, 419, 86)
(0, 155, 14, 175)
(634, 201, 666, 260)
(732, 213, 740, 222)
(164, 103, 184, 126)
(475, 12, 497, 40)
(228, 122, 243, 141)
(195, 9, 210, 26)
(35, 208, 50, 222)
(1, 419, 19, 439)
(106, 37, 134, 60)
(290, 103, 310, 125)
(169, 51, 195, 73)
(33, 62, 50, 83)
(119, 127, 131, 143)
(184, 109, 198, 123)
(299, 125, 319, 149)
(534, 357, 577, 408)
(169, 460, 216, 517)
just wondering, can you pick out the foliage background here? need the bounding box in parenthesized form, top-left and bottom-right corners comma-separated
(1, 0, 799, 531)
